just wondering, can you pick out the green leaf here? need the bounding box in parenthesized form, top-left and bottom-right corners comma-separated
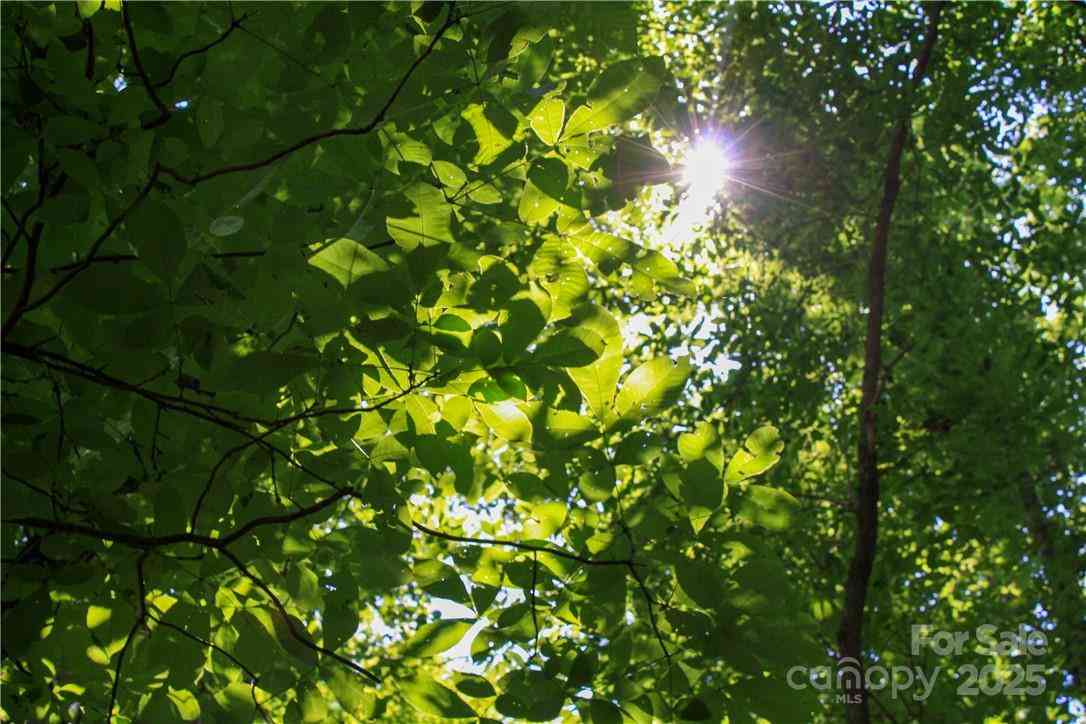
(524, 500, 567, 538)
(454, 673, 496, 699)
(529, 406, 598, 450)
(567, 650, 598, 689)
(299, 683, 328, 722)
(570, 231, 695, 297)
(219, 352, 318, 395)
(401, 674, 477, 719)
(127, 200, 187, 283)
(499, 285, 551, 359)
(402, 620, 475, 658)
(532, 328, 606, 367)
(494, 369, 529, 400)
(308, 238, 388, 288)
(677, 422, 723, 468)
(213, 682, 257, 723)
(77, 0, 104, 17)
(674, 558, 723, 610)
(269, 610, 320, 668)
(487, 10, 548, 62)
(328, 668, 376, 719)
(413, 560, 471, 606)
(387, 182, 454, 250)
(614, 357, 691, 421)
(86, 604, 112, 629)
(680, 459, 725, 531)
(461, 101, 517, 166)
(197, 99, 225, 148)
(478, 400, 533, 442)
(210, 215, 244, 236)
(56, 149, 100, 190)
(166, 688, 201, 721)
(563, 305, 623, 418)
(725, 425, 784, 483)
(519, 158, 571, 226)
(614, 431, 664, 466)
(562, 57, 666, 138)
(587, 698, 625, 724)
(737, 485, 800, 530)
(529, 97, 565, 146)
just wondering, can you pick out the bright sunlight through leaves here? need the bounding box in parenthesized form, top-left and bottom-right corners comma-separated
(661, 135, 729, 246)
(682, 136, 729, 200)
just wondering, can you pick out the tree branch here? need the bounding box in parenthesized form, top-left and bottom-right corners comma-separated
(157, 5, 460, 186)
(412, 520, 634, 567)
(146, 612, 272, 724)
(107, 551, 149, 722)
(11, 165, 161, 330)
(122, 0, 170, 129)
(216, 546, 381, 685)
(83, 19, 95, 81)
(153, 13, 248, 89)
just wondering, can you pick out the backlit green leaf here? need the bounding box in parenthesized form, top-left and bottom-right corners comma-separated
(529, 97, 566, 146)
(614, 356, 692, 421)
(562, 57, 666, 138)
(725, 425, 784, 483)
(401, 674, 477, 719)
(402, 620, 475, 658)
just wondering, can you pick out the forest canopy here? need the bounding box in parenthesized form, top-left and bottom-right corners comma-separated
(1, 1, 1084, 722)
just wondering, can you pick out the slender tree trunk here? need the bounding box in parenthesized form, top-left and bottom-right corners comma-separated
(1018, 476, 1086, 696)
(837, 5, 944, 722)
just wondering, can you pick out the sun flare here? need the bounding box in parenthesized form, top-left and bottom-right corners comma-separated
(681, 137, 729, 200)
(658, 137, 730, 248)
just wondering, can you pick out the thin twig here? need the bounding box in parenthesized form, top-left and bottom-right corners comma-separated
(216, 546, 381, 684)
(122, 1, 170, 128)
(412, 520, 635, 567)
(529, 552, 540, 658)
(107, 551, 149, 722)
(157, 6, 460, 186)
(154, 13, 248, 88)
(14, 165, 161, 326)
(147, 612, 272, 723)
(83, 19, 94, 81)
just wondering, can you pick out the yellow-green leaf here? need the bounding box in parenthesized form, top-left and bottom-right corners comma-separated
(401, 674, 477, 719)
(529, 97, 565, 146)
(478, 400, 533, 442)
(614, 356, 692, 421)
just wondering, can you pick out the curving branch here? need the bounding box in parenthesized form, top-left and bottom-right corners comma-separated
(83, 19, 95, 81)
(153, 12, 248, 89)
(418, 514, 674, 678)
(626, 560, 671, 669)
(107, 552, 149, 722)
(1, 153, 68, 339)
(157, 4, 461, 187)
(412, 520, 636, 567)
(41, 239, 395, 274)
(2, 344, 442, 489)
(528, 552, 540, 658)
(10, 165, 161, 331)
(216, 546, 381, 685)
(5, 480, 352, 552)
(0, 222, 43, 341)
(616, 508, 672, 671)
(121, 0, 170, 129)
(147, 612, 272, 724)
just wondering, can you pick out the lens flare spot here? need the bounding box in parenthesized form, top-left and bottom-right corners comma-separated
(682, 138, 729, 200)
